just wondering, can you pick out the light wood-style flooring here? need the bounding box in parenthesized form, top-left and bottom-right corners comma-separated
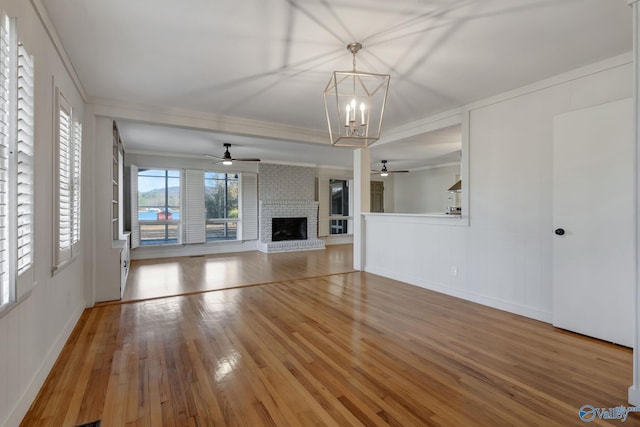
(122, 244, 355, 302)
(22, 249, 637, 426)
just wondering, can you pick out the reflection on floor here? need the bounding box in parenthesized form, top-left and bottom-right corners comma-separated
(122, 244, 355, 302)
(23, 270, 633, 426)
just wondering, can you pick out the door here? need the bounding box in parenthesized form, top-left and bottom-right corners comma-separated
(552, 98, 634, 347)
(371, 181, 384, 212)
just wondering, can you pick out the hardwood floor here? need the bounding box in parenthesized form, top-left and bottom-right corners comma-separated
(22, 262, 636, 426)
(122, 244, 355, 302)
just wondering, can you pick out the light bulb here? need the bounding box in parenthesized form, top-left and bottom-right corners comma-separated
(223, 160, 233, 166)
(381, 172, 388, 177)
(345, 104, 351, 125)
(360, 102, 365, 125)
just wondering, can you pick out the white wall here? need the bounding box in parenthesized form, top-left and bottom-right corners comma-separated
(0, 1, 88, 426)
(258, 163, 315, 201)
(392, 164, 460, 214)
(365, 54, 632, 322)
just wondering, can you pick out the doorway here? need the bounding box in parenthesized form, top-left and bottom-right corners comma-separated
(552, 98, 634, 347)
(370, 181, 384, 212)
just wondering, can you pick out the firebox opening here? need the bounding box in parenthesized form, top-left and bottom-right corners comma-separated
(272, 217, 308, 242)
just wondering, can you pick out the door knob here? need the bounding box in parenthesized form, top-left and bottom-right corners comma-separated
(554, 228, 565, 236)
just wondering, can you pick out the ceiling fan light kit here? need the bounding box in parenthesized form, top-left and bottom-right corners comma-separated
(372, 160, 409, 176)
(222, 144, 234, 165)
(324, 42, 390, 148)
(205, 143, 261, 165)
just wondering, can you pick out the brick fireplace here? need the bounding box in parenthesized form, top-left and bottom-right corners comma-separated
(256, 164, 325, 253)
(258, 200, 324, 253)
(258, 200, 325, 253)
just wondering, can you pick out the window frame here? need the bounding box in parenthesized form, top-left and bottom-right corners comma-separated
(329, 178, 352, 235)
(136, 168, 181, 246)
(52, 87, 82, 273)
(204, 171, 239, 242)
(0, 10, 35, 314)
(130, 167, 258, 249)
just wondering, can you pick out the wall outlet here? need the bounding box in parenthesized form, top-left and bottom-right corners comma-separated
(451, 266, 458, 277)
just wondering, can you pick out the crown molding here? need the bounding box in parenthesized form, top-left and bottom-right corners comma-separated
(87, 98, 329, 145)
(30, 0, 87, 101)
(372, 108, 463, 147)
(465, 52, 632, 113)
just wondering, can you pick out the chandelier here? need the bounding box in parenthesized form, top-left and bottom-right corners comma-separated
(323, 42, 390, 147)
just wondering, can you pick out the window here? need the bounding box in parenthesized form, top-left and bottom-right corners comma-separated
(204, 172, 238, 241)
(137, 169, 180, 245)
(53, 88, 82, 270)
(329, 179, 350, 234)
(130, 167, 257, 248)
(0, 10, 35, 309)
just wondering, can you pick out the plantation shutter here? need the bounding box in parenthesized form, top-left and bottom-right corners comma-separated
(130, 164, 139, 249)
(71, 118, 81, 250)
(0, 12, 10, 304)
(183, 169, 205, 244)
(56, 91, 72, 264)
(16, 41, 34, 294)
(240, 172, 258, 240)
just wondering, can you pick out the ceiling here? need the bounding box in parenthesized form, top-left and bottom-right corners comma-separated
(41, 0, 632, 169)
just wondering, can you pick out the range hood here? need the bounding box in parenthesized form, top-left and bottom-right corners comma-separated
(448, 179, 462, 192)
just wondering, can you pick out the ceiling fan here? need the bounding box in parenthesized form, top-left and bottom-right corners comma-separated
(205, 143, 261, 165)
(371, 160, 409, 177)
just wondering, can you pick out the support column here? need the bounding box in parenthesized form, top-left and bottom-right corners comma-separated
(353, 148, 370, 271)
(629, 0, 640, 407)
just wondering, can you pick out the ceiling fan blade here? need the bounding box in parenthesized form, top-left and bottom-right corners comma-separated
(388, 170, 410, 173)
(205, 154, 223, 160)
(232, 157, 261, 162)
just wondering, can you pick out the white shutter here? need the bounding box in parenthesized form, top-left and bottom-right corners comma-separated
(71, 118, 81, 248)
(184, 169, 205, 244)
(240, 172, 258, 240)
(130, 164, 139, 249)
(16, 41, 34, 293)
(0, 12, 10, 305)
(56, 90, 72, 264)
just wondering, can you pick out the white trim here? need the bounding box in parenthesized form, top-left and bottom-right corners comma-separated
(88, 100, 327, 145)
(631, 0, 640, 406)
(373, 107, 463, 146)
(320, 235, 353, 246)
(131, 239, 257, 260)
(28, 0, 87, 101)
(410, 161, 461, 172)
(466, 52, 631, 113)
(3, 301, 84, 427)
(364, 212, 467, 226)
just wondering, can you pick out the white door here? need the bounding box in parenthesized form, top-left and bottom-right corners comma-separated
(552, 98, 634, 347)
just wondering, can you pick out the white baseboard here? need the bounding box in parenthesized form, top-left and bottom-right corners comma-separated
(629, 385, 640, 406)
(365, 265, 552, 323)
(131, 240, 258, 260)
(3, 302, 85, 427)
(319, 235, 354, 245)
